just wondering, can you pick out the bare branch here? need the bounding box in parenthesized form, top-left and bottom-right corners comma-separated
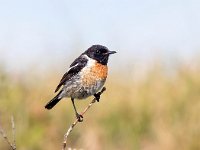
(0, 116, 16, 150)
(62, 87, 106, 150)
(11, 116, 16, 150)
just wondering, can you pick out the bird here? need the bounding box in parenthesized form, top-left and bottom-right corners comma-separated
(44, 45, 116, 121)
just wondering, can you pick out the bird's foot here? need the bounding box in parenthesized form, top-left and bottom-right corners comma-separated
(76, 113, 83, 122)
(94, 93, 101, 102)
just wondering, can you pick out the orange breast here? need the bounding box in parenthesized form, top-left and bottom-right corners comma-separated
(81, 62, 108, 86)
(91, 62, 108, 79)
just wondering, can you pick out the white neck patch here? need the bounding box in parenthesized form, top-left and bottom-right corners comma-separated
(83, 54, 96, 67)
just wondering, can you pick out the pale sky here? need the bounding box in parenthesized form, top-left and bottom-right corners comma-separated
(0, 0, 200, 72)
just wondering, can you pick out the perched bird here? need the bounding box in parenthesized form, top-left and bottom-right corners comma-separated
(45, 45, 116, 121)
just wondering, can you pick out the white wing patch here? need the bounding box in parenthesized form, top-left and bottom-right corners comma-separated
(67, 63, 79, 72)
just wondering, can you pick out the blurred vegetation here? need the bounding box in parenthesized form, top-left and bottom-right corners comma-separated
(0, 63, 200, 150)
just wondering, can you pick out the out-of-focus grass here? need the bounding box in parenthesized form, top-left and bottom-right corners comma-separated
(0, 64, 200, 150)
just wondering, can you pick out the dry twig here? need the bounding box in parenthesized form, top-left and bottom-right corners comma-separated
(62, 87, 106, 150)
(0, 116, 16, 150)
(11, 116, 16, 149)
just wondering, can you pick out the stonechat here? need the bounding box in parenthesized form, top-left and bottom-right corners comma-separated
(45, 45, 116, 121)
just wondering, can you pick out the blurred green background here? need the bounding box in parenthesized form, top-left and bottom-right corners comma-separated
(1, 65, 200, 150)
(0, 0, 200, 150)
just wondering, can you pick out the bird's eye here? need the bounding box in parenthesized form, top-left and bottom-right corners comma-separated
(96, 50, 100, 54)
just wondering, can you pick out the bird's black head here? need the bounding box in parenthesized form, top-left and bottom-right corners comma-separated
(84, 45, 116, 65)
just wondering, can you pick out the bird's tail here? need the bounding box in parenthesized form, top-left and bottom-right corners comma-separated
(45, 90, 62, 109)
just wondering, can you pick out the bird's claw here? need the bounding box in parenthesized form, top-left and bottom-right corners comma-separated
(76, 113, 83, 122)
(94, 93, 101, 102)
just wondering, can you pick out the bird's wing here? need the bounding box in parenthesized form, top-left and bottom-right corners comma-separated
(54, 55, 88, 93)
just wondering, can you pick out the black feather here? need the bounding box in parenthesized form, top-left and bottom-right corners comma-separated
(45, 90, 62, 109)
(54, 55, 88, 92)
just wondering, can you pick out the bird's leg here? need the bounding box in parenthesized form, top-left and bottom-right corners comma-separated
(71, 98, 83, 122)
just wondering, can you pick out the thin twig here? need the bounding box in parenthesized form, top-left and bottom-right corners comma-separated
(62, 87, 106, 150)
(11, 116, 16, 150)
(0, 124, 13, 149)
(0, 116, 16, 150)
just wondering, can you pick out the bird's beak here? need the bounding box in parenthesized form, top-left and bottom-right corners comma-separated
(106, 50, 117, 55)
